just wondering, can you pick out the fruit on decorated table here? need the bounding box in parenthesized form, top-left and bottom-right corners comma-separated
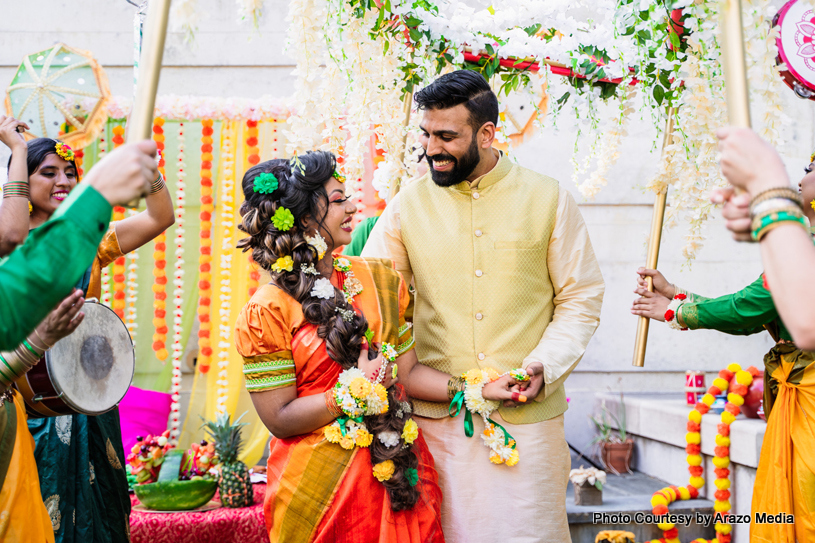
(127, 430, 174, 484)
(132, 478, 218, 511)
(157, 450, 185, 483)
(202, 412, 254, 508)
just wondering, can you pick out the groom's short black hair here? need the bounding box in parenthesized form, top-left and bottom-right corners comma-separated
(414, 70, 499, 133)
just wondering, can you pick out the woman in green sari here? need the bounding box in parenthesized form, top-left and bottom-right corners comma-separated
(0, 137, 174, 543)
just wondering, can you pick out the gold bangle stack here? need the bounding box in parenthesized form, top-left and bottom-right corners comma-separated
(749, 187, 803, 209)
(748, 189, 807, 242)
(325, 389, 343, 418)
(0, 336, 46, 391)
(447, 376, 465, 400)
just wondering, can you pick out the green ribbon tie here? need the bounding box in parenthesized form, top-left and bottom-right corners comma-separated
(448, 391, 473, 438)
(337, 414, 365, 436)
(487, 417, 516, 448)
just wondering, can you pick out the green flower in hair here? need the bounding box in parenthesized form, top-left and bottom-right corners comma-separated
(405, 468, 418, 487)
(364, 328, 374, 344)
(253, 172, 279, 194)
(272, 207, 295, 231)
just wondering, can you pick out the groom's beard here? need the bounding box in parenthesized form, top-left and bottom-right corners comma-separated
(425, 138, 481, 187)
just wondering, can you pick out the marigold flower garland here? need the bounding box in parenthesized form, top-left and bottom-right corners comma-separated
(111, 125, 128, 320)
(244, 121, 262, 298)
(169, 121, 187, 441)
(152, 117, 169, 362)
(197, 119, 215, 374)
(125, 211, 139, 339)
(215, 125, 235, 414)
(647, 363, 761, 543)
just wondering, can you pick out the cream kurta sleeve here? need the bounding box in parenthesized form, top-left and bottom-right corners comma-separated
(360, 192, 414, 287)
(523, 189, 604, 400)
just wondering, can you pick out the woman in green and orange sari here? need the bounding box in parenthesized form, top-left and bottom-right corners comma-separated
(234, 152, 444, 543)
(630, 160, 815, 543)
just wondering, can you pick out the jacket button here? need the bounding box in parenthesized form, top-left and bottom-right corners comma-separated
(472, 192, 480, 200)
(475, 270, 483, 277)
(475, 229, 482, 237)
(478, 353, 485, 361)
(475, 313, 483, 320)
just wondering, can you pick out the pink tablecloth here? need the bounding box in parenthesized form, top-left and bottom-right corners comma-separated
(130, 483, 269, 543)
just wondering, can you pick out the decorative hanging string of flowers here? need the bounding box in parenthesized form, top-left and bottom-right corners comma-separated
(152, 117, 169, 362)
(125, 212, 139, 339)
(647, 363, 761, 543)
(169, 121, 187, 441)
(197, 120, 215, 374)
(244, 119, 262, 298)
(111, 125, 127, 320)
(98, 130, 112, 307)
(215, 124, 235, 414)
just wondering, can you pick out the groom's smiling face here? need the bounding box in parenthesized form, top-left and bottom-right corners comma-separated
(419, 104, 482, 188)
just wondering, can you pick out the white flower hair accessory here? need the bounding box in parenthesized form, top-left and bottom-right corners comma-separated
(301, 263, 319, 276)
(310, 278, 335, 300)
(378, 431, 401, 448)
(305, 233, 327, 260)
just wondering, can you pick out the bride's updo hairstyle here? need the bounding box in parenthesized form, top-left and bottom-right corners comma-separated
(237, 151, 419, 511)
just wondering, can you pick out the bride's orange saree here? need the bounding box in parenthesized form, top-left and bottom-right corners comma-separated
(236, 256, 444, 543)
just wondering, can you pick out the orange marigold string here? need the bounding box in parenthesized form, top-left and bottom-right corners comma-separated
(152, 117, 169, 362)
(246, 119, 260, 166)
(647, 363, 762, 543)
(74, 148, 84, 178)
(110, 125, 127, 319)
(197, 119, 214, 374)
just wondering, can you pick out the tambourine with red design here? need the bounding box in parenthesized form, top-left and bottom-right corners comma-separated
(775, 0, 815, 100)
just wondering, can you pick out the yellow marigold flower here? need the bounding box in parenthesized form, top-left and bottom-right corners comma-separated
(463, 370, 484, 386)
(484, 367, 501, 381)
(374, 383, 388, 403)
(489, 453, 504, 464)
(664, 487, 677, 501)
(650, 495, 668, 507)
(339, 434, 355, 450)
(735, 370, 753, 386)
(727, 393, 744, 406)
(689, 476, 705, 489)
(714, 478, 731, 490)
(271, 255, 294, 273)
(727, 363, 742, 373)
(402, 419, 419, 444)
(712, 456, 730, 469)
(372, 460, 395, 482)
(712, 378, 730, 392)
(702, 393, 716, 406)
(715, 434, 731, 447)
(506, 449, 520, 466)
(687, 454, 702, 466)
(666, 539, 681, 543)
(350, 377, 372, 399)
(355, 430, 373, 447)
(688, 410, 702, 424)
(324, 424, 342, 443)
(714, 500, 731, 513)
(721, 412, 736, 425)
(715, 522, 732, 534)
(657, 522, 675, 531)
(685, 432, 701, 444)
(678, 487, 691, 500)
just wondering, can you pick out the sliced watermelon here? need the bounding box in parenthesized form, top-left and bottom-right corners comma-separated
(133, 479, 218, 511)
(157, 450, 185, 483)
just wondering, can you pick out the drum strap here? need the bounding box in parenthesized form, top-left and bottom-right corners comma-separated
(0, 396, 17, 489)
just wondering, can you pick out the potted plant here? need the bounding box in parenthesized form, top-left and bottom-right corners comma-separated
(569, 466, 606, 506)
(590, 393, 634, 475)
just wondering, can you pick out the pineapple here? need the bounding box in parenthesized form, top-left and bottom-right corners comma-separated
(202, 412, 254, 508)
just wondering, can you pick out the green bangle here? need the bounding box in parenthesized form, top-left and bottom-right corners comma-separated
(752, 215, 808, 241)
(0, 353, 21, 379)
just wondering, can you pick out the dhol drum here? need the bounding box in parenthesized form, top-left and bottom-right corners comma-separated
(14, 299, 134, 418)
(775, 0, 815, 100)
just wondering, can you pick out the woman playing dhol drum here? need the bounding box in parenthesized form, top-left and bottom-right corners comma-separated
(0, 121, 174, 543)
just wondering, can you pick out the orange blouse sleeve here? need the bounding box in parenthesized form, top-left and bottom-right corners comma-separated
(395, 271, 414, 357)
(87, 224, 125, 301)
(235, 286, 300, 393)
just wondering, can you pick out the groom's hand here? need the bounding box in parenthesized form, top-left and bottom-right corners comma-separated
(503, 362, 544, 407)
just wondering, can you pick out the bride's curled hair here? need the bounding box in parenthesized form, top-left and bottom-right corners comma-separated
(237, 151, 420, 511)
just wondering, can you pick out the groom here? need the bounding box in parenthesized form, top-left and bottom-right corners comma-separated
(362, 70, 604, 542)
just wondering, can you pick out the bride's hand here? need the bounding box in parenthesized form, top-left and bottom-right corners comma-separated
(357, 344, 398, 389)
(481, 374, 516, 402)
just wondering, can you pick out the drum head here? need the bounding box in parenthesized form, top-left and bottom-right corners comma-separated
(46, 301, 134, 415)
(777, 0, 815, 93)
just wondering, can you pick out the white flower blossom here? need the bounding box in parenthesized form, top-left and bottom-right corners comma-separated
(310, 278, 335, 300)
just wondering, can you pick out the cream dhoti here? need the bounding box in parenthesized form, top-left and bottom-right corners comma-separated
(417, 413, 571, 543)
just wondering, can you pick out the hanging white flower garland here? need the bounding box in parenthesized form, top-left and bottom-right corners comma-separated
(215, 126, 235, 415)
(169, 122, 187, 441)
(125, 209, 139, 339)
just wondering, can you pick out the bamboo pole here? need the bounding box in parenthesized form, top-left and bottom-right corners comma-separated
(632, 109, 676, 367)
(124, 0, 172, 207)
(388, 91, 414, 201)
(720, 0, 752, 128)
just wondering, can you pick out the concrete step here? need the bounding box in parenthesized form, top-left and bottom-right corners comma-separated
(567, 463, 716, 543)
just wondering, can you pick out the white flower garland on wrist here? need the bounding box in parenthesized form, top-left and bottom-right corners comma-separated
(324, 367, 388, 450)
(665, 293, 688, 331)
